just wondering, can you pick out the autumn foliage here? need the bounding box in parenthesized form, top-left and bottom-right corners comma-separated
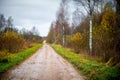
(47, 0, 120, 67)
(0, 31, 25, 53)
(71, 32, 82, 52)
(0, 14, 42, 54)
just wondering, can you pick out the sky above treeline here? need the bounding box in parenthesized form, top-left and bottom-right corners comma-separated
(0, 0, 116, 37)
(0, 0, 61, 36)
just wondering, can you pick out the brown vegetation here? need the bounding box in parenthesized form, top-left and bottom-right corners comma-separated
(0, 14, 42, 62)
(47, 0, 120, 67)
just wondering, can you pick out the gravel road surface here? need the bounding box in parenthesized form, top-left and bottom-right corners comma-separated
(0, 44, 84, 80)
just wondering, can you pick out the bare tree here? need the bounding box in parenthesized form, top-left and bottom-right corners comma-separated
(31, 26, 39, 36)
(0, 14, 6, 32)
(7, 16, 13, 28)
(73, 0, 99, 55)
(56, 0, 69, 46)
(72, 7, 85, 27)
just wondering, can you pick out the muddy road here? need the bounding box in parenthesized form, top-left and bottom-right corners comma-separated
(0, 44, 84, 80)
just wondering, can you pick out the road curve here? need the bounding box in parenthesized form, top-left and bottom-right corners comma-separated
(0, 44, 84, 80)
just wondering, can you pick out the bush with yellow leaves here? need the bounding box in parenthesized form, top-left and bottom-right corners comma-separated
(71, 32, 83, 53)
(0, 31, 25, 53)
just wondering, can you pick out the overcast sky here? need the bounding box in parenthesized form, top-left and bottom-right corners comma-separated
(0, 0, 61, 36)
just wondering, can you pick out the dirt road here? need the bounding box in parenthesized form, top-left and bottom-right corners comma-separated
(0, 44, 84, 80)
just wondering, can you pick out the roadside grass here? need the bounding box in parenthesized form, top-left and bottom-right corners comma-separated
(52, 44, 120, 80)
(0, 44, 43, 73)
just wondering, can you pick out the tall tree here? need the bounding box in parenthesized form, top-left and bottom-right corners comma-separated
(4, 16, 17, 32)
(0, 14, 6, 32)
(7, 16, 13, 28)
(55, 0, 70, 46)
(116, 0, 120, 14)
(31, 26, 39, 36)
(47, 22, 55, 43)
(73, 0, 98, 55)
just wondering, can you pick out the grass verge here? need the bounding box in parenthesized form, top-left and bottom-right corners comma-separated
(0, 44, 43, 73)
(52, 44, 120, 80)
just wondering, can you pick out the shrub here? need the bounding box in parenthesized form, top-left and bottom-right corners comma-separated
(1, 31, 25, 53)
(0, 51, 10, 62)
(71, 32, 82, 53)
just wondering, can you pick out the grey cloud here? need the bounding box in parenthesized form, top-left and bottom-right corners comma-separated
(0, 0, 60, 36)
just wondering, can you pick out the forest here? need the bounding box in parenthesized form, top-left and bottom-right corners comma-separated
(0, 14, 43, 68)
(0, 0, 120, 80)
(47, 0, 120, 67)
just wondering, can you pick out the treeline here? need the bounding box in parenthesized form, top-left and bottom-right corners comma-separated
(0, 14, 42, 54)
(47, 0, 120, 66)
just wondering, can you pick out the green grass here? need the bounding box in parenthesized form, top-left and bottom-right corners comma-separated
(0, 44, 43, 73)
(52, 44, 120, 80)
